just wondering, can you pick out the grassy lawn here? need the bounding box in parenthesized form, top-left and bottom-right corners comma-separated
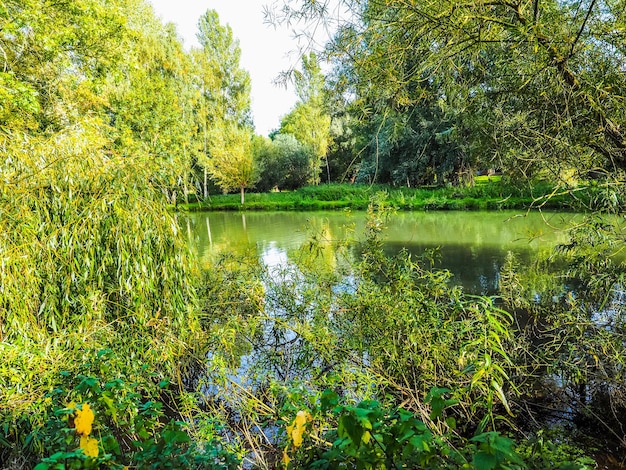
(177, 179, 595, 212)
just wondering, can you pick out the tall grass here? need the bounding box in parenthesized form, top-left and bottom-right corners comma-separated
(179, 179, 598, 212)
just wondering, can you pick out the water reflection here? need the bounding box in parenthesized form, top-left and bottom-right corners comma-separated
(183, 210, 626, 467)
(183, 210, 577, 295)
(261, 242, 289, 269)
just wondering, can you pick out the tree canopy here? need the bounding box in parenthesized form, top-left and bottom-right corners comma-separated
(277, 53, 332, 185)
(207, 122, 258, 204)
(192, 9, 254, 199)
(271, 0, 626, 185)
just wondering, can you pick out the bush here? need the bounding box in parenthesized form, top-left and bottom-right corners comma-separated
(1, 350, 240, 469)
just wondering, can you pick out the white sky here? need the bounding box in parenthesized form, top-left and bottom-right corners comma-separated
(148, 0, 302, 136)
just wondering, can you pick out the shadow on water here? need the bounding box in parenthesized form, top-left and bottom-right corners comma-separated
(383, 241, 539, 295)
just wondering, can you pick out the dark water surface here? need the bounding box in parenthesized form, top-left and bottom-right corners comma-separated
(182, 210, 578, 294)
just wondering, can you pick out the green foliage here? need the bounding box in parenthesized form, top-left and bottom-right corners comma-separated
(107, 5, 199, 189)
(352, 106, 468, 187)
(196, 252, 265, 369)
(1, 0, 200, 196)
(309, 392, 465, 469)
(192, 9, 253, 198)
(194, 199, 512, 455)
(337, 199, 521, 426)
(256, 133, 316, 191)
(495, 181, 626, 451)
(4, 0, 624, 465)
(4, 350, 239, 469)
(183, 196, 605, 467)
(274, 0, 626, 185)
(132, 420, 238, 470)
(0, 123, 196, 337)
(277, 52, 332, 185)
(278, 388, 594, 470)
(469, 432, 524, 470)
(499, 211, 626, 414)
(0, 2, 229, 465)
(206, 122, 258, 204)
(194, 9, 251, 127)
(181, 181, 598, 212)
(0, 0, 127, 132)
(516, 429, 596, 470)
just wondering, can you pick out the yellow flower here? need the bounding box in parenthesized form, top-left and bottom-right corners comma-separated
(282, 449, 291, 465)
(74, 403, 94, 436)
(79, 436, 99, 458)
(286, 410, 311, 448)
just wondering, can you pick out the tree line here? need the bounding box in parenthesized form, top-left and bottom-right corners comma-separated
(275, 0, 626, 189)
(203, 0, 626, 196)
(0, 0, 331, 206)
(6, 0, 625, 206)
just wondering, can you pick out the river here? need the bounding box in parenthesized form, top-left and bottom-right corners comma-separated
(182, 209, 578, 295)
(181, 209, 626, 468)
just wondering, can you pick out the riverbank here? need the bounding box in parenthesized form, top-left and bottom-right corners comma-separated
(177, 179, 599, 212)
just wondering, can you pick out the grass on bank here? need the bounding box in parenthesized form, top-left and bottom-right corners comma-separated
(178, 178, 602, 212)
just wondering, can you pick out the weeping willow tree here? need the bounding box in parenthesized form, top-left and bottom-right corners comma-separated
(0, 0, 215, 466)
(0, 121, 196, 338)
(0, 0, 203, 357)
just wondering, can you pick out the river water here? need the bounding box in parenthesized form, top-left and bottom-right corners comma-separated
(181, 209, 626, 468)
(182, 209, 578, 295)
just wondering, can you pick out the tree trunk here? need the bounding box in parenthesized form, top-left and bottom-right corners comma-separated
(240, 186, 245, 205)
(326, 155, 331, 184)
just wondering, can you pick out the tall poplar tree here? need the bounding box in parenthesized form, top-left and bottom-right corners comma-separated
(279, 53, 332, 184)
(193, 10, 253, 198)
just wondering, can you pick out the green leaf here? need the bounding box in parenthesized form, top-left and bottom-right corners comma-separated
(491, 380, 513, 416)
(102, 435, 121, 456)
(320, 389, 339, 412)
(162, 429, 191, 444)
(445, 417, 457, 430)
(473, 452, 498, 470)
(354, 408, 374, 430)
(409, 435, 431, 452)
(96, 349, 112, 358)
